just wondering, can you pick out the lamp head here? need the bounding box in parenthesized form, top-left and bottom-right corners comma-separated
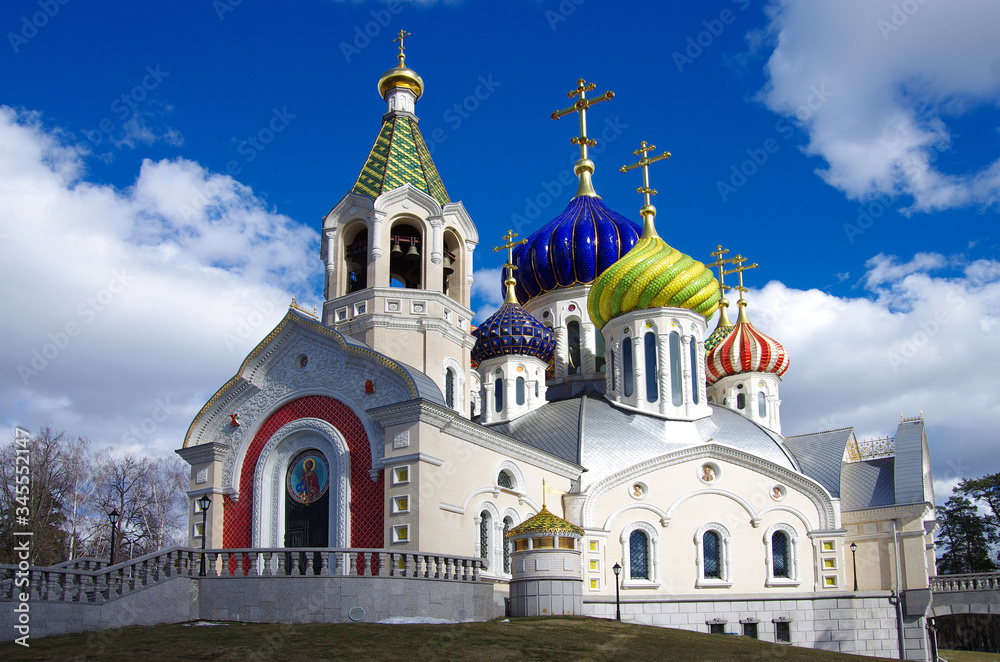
(850, 542, 857, 552)
(612, 562, 621, 576)
(198, 494, 212, 512)
(108, 509, 120, 526)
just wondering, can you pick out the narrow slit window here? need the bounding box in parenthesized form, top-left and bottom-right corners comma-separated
(644, 332, 658, 402)
(623, 337, 634, 397)
(690, 340, 700, 405)
(516, 377, 525, 405)
(494, 378, 503, 413)
(669, 332, 682, 406)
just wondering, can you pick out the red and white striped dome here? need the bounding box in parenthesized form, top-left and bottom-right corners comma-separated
(705, 305, 789, 384)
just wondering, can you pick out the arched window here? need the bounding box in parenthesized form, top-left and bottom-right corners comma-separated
(494, 378, 503, 413)
(567, 321, 581, 375)
(621, 522, 659, 586)
(696, 522, 732, 586)
(644, 332, 658, 403)
(503, 517, 513, 574)
(703, 531, 721, 578)
(388, 223, 422, 289)
(623, 337, 634, 397)
(669, 332, 682, 406)
(479, 510, 491, 569)
(595, 328, 606, 373)
(772, 531, 789, 578)
(445, 368, 455, 409)
(515, 377, 525, 405)
(497, 470, 513, 489)
(344, 227, 368, 294)
(737, 393, 746, 410)
(690, 340, 700, 405)
(765, 523, 800, 586)
(758, 391, 767, 418)
(629, 529, 649, 579)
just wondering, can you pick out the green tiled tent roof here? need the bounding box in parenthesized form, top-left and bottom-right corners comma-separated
(352, 115, 450, 206)
(506, 505, 584, 537)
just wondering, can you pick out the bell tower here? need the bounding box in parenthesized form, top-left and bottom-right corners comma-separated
(320, 32, 478, 416)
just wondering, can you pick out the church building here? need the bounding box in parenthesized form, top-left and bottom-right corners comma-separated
(177, 38, 939, 660)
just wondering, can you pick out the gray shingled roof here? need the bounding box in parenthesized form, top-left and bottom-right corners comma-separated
(783, 428, 853, 498)
(394, 360, 446, 406)
(840, 458, 896, 511)
(492, 394, 798, 490)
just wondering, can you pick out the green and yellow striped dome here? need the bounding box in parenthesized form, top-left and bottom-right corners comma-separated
(587, 233, 721, 329)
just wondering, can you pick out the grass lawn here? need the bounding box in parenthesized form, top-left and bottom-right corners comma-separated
(0, 616, 899, 662)
(939, 651, 1000, 662)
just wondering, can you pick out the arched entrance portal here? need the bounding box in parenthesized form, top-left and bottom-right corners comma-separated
(284, 450, 330, 547)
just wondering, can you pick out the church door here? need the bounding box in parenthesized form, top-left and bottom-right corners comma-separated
(284, 450, 330, 574)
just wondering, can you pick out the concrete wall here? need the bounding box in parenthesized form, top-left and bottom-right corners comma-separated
(2, 574, 493, 642)
(1, 575, 198, 641)
(582, 591, 931, 661)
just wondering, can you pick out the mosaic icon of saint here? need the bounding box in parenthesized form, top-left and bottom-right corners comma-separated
(296, 457, 321, 501)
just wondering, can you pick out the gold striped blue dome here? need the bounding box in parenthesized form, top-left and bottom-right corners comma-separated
(506, 196, 640, 305)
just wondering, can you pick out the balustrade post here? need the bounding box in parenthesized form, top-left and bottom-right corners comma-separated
(319, 552, 330, 576)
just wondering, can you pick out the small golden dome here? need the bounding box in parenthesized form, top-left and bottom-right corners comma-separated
(378, 64, 423, 100)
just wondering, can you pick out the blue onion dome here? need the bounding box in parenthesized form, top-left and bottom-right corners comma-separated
(506, 196, 641, 305)
(471, 298, 556, 364)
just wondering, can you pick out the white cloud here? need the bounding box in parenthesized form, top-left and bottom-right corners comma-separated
(471, 267, 504, 323)
(0, 107, 318, 457)
(757, 0, 1000, 212)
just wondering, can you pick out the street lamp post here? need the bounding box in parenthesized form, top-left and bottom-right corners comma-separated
(198, 494, 212, 577)
(107, 509, 120, 566)
(612, 562, 622, 622)
(850, 542, 859, 591)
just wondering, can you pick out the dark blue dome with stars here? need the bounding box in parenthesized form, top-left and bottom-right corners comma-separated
(507, 195, 641, 304)
(471, 302, 556, 364)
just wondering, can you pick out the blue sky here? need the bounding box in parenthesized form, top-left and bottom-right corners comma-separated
(2, 0, 999, 501)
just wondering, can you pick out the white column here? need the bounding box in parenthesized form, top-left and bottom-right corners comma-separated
(581, 321, 595, 374)
(658, 334, 671, 415)
(633, 332, 646, 406)
(554, 326, 567, 379)
(681, 334, 693, 417)
(370, 211, 385, 260)
(429, 216, 443, 265)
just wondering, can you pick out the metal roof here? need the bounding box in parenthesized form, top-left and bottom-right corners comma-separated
(840, 458, 897, 511)
(783, 428, 854, 498)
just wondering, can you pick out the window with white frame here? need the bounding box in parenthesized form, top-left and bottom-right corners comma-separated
(503, 516, 513, 574)
(620, 522, 659, 587)
(765, 523, 800, 586)
(696, 522, 732, 587)
(479, 509, 492, 569)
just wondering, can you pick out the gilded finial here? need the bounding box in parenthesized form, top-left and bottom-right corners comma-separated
(709, 245, 737, 329)
(290, 296, 318, 319)
(620, 140, 671, 239)
(393, 29, 411, 66)
(542, 478, 547, 509)
(494, 229, 528, 305)
(551, 79, 615, 198)
(722, 255, 758, 324)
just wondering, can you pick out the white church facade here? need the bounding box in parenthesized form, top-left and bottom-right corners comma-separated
(177, 42, 939, 660)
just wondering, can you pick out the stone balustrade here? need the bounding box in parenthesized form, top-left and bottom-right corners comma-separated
(0, 547, 485, 606)
(930, 572, 1000, 592)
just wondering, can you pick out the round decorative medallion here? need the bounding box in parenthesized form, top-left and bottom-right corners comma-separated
(286, 450, 329, 505)
(771, 485, 787, 501)
(568, 303, 576, 311)
(630, 482, 648, 499)
(699, 462, 721, 483)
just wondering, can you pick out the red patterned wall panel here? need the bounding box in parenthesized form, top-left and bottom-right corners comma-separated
(222, 395, 383, 548)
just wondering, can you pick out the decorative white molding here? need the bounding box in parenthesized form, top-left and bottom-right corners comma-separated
(496, 460, 525, 493)
(581, 443, 836, 530)
(764, 522, 801, 587)
(620, 520, 660, 588)
(695, 521, 732, 586)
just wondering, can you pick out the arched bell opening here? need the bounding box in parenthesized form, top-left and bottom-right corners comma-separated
(388, 222, 423, 289)
(443, 229, 462, 302)
(343, 224, 368, 294)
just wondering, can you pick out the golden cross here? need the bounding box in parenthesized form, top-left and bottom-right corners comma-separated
(709, 245, 736, 293)
(394, 30, 411, 65)
(551, 79, 614, 164)
(621, 141, 671, 207)
(723, 254, 758, 303)
(494, 229, 528, 304)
